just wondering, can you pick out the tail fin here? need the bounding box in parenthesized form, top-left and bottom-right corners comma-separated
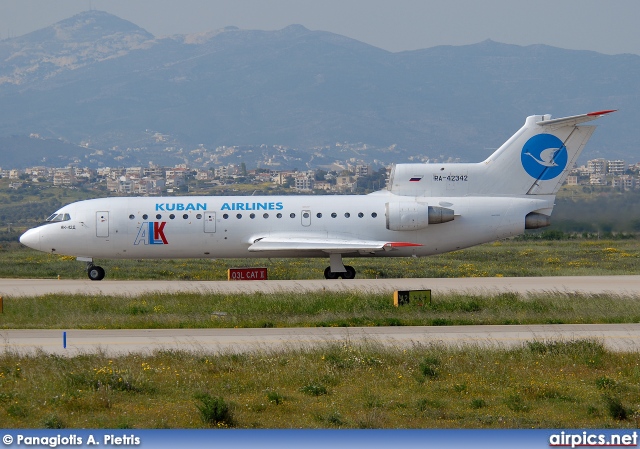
(386, 110, 615, 197)
(481, 110, 615, 195)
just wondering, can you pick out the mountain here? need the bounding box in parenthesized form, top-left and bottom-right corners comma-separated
(0, 10, 638, 169)
(0, 11, 153, 86)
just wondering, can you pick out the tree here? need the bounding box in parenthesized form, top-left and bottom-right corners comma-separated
(314, 169, 327, 181)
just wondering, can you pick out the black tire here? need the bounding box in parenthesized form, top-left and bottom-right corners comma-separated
(88, 265, 105, 281)
(324, 266, 340, 279)
(343, 265, 356, 279)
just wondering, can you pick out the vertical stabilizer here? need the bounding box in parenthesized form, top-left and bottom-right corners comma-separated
(386, 110, 614, 197)
(481, 110, 615, 195)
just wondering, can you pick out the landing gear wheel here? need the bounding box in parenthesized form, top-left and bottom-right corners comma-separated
(324, 266, 340, 279)
(323, 266, 356, 279)
(88, 265, 105, 281)
(343, 265, 356, 279)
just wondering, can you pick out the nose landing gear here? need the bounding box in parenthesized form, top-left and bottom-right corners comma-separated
(79, 257, 106, 281)
(87, 264, 106, 281)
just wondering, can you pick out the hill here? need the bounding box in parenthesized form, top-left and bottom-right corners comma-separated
(0, 11, 637, 168)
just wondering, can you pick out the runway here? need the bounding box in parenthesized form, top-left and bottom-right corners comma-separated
(2, 276, 640, 356)
(2, 275, 640, 297)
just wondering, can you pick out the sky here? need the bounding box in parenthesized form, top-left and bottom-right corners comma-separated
(1, 0, 640, 55)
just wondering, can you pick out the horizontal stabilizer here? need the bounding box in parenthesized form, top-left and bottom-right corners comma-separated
(536, 110, 616, 127)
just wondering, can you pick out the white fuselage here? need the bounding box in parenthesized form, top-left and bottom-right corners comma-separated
(18, 110, 614, 280)
(20, 190, 554, 260)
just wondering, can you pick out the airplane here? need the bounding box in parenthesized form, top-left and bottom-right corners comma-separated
(19, 110, 615, 281)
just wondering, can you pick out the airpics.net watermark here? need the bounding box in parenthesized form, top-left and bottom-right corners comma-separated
(549, 431, 638, 448)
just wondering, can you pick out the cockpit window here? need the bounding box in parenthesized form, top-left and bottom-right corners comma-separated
(46, 213, 71, 222)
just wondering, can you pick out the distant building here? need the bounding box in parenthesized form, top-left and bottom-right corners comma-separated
(354, 164, 371, 177)
(126, 167, 144, 178)
(566, 176, 579, 186)
(214, 166, 228, 178)
(195, 170, 210, 181)
(294, 174, 314, 191)
(612, 175, 636, 191)
(107, 175, 164, 194)
(587, 159, 607, 175)
(313, 181, 332, 191)
(608, 160, 626, 175)
(589, 174, 607, 185)
(53, 167, 77, 186)
(336, 175, 355, 192)
(25, 166, 49, 179)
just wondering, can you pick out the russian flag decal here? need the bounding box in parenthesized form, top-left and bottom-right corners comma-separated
(409, 176, 423, 182)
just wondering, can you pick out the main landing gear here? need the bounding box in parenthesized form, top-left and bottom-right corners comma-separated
(323, 253, 356, 279)
(324, 265, 356, 279)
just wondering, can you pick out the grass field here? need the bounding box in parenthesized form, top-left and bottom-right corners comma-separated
(1, 341, 639, 428)
(1, 238, 640, 280)
(2, 290, 640, 329)
(2, 239, 640, 429)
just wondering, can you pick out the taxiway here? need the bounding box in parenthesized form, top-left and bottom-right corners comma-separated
(1, 276, 639, 355)
(2, 324, 640, 356)
(2, 275, 640, 297)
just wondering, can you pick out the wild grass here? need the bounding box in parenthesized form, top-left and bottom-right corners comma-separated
(1, 239, 640, 280)
(2, 290, 640, 329)
(1, 340, 639, 428)
(2, 239, 640, 429)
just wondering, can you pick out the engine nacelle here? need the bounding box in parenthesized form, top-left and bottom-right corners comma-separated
(525, 212, 551, 229)
(386, 202, 454, 231)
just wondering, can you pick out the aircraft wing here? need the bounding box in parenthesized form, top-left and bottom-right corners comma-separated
(248, 236, 422, 254)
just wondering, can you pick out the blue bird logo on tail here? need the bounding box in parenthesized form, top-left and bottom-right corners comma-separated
(521, 134, 567, 180)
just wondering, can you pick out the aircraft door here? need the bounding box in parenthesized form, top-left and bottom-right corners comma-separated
(96, 211, 109, 237)
(301, 210, 311, 227)
(204, 212, 216, 233)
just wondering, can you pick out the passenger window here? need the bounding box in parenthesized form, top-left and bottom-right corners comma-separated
(331, 212, 337, 218)
(236, 214, 242, 219)
(263, 213, 269, 219)
(276, 213, 282, 219)
(358, 213, 364, 218)
(183, 214, 188, 219)
(223, 214, 229, 219)
(303, 212, 310, 218)
(196, 214, 202, 219)
(156, 214, 162, 220)
(143, 214, 148, 220)
(371, 212, 378, 218)
(344, 213, 350, 218)
(129, 214, 135, 220)
(169, 214, 175, 220)
(316, 213, 322, 218)
(250, 213, 255, 219)
(290, 213, 296, 218)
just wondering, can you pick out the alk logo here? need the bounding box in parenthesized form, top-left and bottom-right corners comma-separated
(134, 222, 168, 245)
(520, 133, 567, 180)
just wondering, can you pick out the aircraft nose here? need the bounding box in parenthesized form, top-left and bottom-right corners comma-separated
(19, 228, 41, 251)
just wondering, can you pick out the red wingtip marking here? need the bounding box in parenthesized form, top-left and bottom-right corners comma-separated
(387, 242, 423, 247)
(587, 109, 617, 116)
